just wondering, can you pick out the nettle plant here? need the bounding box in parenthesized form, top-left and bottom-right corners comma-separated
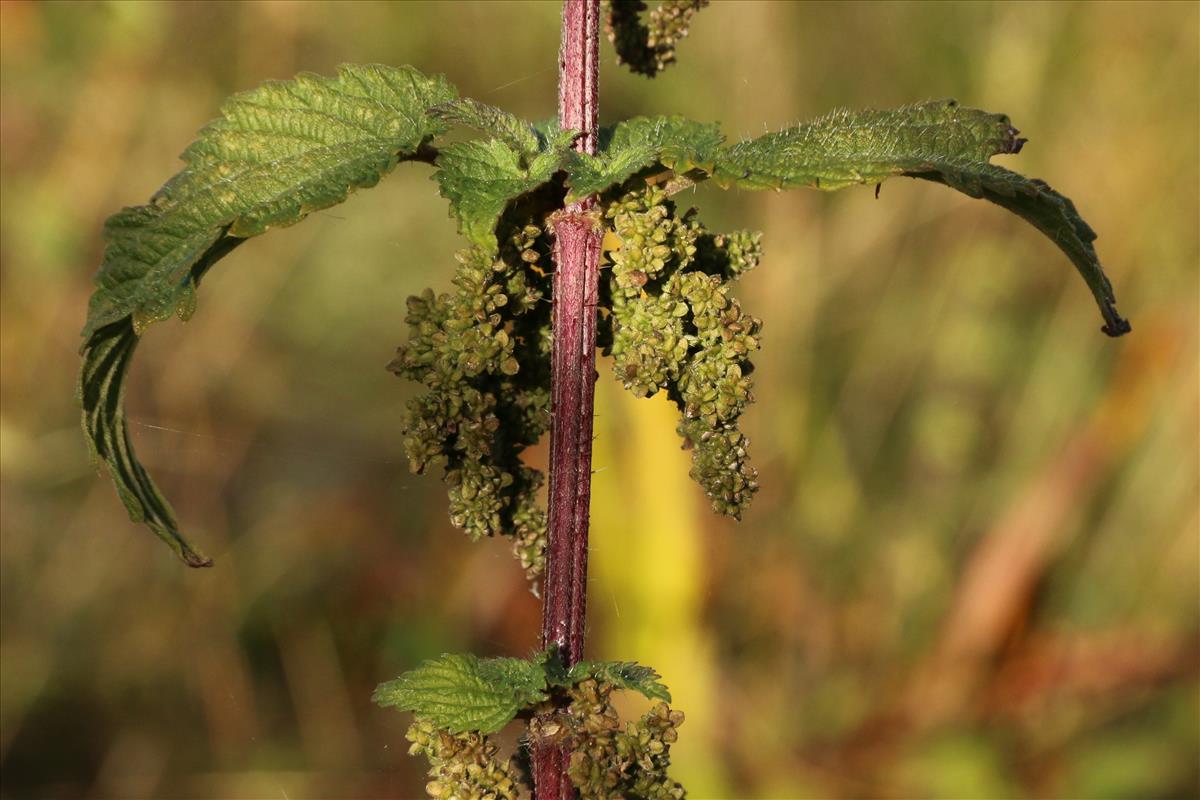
(78, 2, 1128, 798)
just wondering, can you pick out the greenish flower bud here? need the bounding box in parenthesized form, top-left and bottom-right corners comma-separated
(600, 186, 763, 520)
(404, 717, 522, 800)
(391, 215, 553, 588)
(604, 0, 710, 77)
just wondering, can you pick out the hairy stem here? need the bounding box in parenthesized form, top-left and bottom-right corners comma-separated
(535, 1, 602, 798)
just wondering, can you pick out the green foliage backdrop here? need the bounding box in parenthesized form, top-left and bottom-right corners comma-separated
(1, 2, 1196, 798)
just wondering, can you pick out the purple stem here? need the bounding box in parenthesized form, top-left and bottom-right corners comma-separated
(534, 1, 602, 798)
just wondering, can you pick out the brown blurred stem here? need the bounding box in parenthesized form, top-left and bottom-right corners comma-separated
(533, 1, 602, 798)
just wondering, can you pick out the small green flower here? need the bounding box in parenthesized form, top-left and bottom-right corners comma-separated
(390, 219, 554, 586)
(603, 186, 763, 518)
(566, 678, 687, 799)
(405, 717, 523, 800)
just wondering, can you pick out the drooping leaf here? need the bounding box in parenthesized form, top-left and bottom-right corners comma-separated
(709, 100, 1128, 335)
(84, 64, 457, 339)
(566, 115, 724, 200)
(79, 236, 245, 567)
(78, 321, 212, 567)
(372, 654, 549, 734)
(916, 164, 1129, 336)
(80, 64, 457, 565)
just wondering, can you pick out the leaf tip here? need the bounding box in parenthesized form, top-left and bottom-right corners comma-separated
(152, 519, 213, 568)
(182, 548, 214, 568)
(1101, 313, 1132, 338)
(370, 681, 398, 709)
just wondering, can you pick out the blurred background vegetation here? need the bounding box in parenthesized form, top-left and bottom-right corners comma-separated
(1, 1, 1197, 798)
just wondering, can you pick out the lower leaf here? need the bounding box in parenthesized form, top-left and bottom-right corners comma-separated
(914, 165, 1129, 336)
(78, 320, 211, 567)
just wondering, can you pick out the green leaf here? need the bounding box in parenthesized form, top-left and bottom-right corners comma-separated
(916, 164, 1129, 336)
(430, 97, 541, 155)
(566, 115, 724, 200)
(539, 648, 673, 702)
(78, 321, 212, 567)
(712, 99, 1023, 191)
(84, 64, 456, 339)
(710, 100, 1128, 336)
(79, 64, 457, 565)
(536, 646, 572, 687)
(434, 128, 574, 252)
(372, 654, 548, 734)
(532, 117, 566, 145)
(79, 237, 245, 568)
(565, 660, 672, 704)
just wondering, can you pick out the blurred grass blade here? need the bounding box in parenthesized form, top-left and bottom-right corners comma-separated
(79, 64, 457, 565)
(711, 100, 1129, 336)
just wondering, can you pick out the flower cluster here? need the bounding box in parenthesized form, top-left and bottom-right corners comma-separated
(603, 186, 763, 518)
(566, 679, 686, 800)
(604, 0, 710, 77)
(605, 187, 700, 396)
(406, 717, 524, 800)
(391, 186, 764, 573)
(389, 221, 553, 587)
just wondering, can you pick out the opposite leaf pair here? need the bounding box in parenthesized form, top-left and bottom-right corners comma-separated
(79, 63, 1127, 569)
(372, 649, 671, 734)
(374, 651, 685, 800)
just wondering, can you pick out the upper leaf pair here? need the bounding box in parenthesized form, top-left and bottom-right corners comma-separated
(79, 63, 1127, 567)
